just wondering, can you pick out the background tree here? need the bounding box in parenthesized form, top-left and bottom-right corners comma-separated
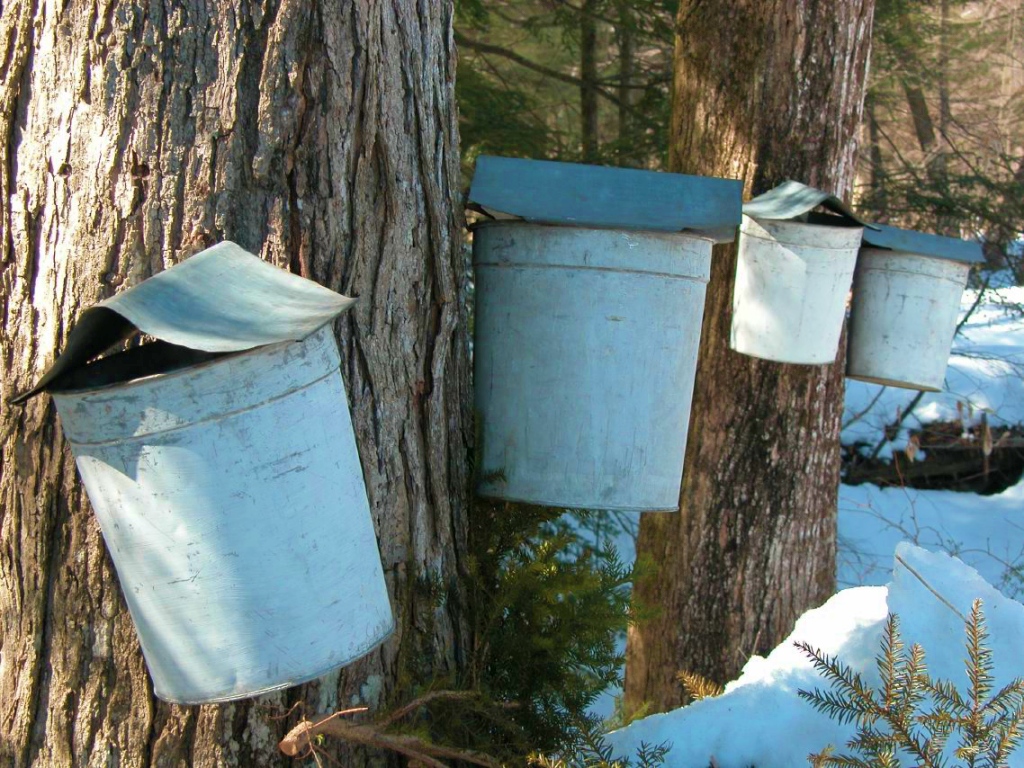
(0, 2, 471, 766)
(454, 0, 676, 170)
(861, 0, 1024, 277)
(845, 0, 1023, 493)
(624, 0, 877, 714)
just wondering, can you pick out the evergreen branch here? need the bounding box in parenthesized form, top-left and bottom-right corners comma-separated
(812, 751, 875, 768)
(797, 642, 880, 727)
(987, 711, 1024, 768)
(966, 600, 995, 709)
(377, 690, 495, 729)
(918, 708, 958, 747)
(805, 600, 1024, 768)
(879, 614, 904, 710)
(981, 681, 1024, 718)
(847, 728, 900, 754)
(926, 679, 970, 717)
(892, 643, 930, 725)
(676, 671, 725, 702)
(963, 600, 994, 767)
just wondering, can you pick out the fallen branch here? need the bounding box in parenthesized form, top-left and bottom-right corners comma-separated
(278, 691, 506, 768)
(377, 689, 488, 729)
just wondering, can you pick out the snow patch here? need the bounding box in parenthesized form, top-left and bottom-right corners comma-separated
(608, 544, 1024, 767)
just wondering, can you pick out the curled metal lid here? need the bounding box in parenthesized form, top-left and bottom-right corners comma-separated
(861, 224, 985, 264)
(468, 155, 743, 243)
(742, 180, 877, 229)
(12, 241, 355, 404)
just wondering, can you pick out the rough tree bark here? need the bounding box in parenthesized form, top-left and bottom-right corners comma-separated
(0, 1, 470, 766)
(625, 0, 875, 713)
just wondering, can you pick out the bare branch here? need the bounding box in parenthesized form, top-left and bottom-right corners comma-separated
(377, 690, 487, 729)
(455, 30, 626, 109)
(279, 692, 511, 767)
(279, 715, 503, 767)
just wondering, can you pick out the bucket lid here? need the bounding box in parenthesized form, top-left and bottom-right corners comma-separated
(861, 224, 985, 265)
(12, 242, 355, 404)
(467, 155, 743, 243)
(742, 180, 877, 229)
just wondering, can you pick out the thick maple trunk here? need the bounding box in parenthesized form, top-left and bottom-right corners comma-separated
(0, 1, 470, 766)
(625, 0, 874, 713)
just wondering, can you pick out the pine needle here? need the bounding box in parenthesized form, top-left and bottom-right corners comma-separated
(800, 601, 1024, 768)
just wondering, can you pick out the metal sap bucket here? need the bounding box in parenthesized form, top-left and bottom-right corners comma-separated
(13, 243, 393, 703)
(732, 216, 862, 363)
(847, 226, 984, 391)
(466, 156, 742, 512)
(472, 222, 713, 511)
(730, 182, 867, 364)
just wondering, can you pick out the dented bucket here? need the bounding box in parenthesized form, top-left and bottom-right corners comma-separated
(14, 243, 393, 703)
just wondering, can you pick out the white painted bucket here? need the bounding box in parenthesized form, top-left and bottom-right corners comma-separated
(50, 324, 393, 703)
(472, 221, 712, 512)
(847, 248, 972, 391)
(730, 215, 863, 364)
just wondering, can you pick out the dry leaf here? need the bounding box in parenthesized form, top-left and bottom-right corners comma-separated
(905, 434, 920, 461)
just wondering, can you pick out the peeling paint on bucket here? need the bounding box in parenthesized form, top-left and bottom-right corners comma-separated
(472, 221, 713, 512)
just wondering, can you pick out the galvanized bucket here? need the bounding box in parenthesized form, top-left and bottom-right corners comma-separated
(846, 249, 972, 391)
(846, 226, 984, 391)
(14, 243, 393, 703)
(472, 221, 713, 511)
(731, 214, 863, 364)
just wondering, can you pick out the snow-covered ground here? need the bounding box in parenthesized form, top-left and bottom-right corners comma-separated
(839, 284, 1024, 595)
(608, 545, 1024, 767)
(840, 478, 1024, 597)
(595, 285, 1024, 762)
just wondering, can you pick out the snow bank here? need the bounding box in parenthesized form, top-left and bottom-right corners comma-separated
(591, 478, 1024, 722)
(608, 544, 1024, 768)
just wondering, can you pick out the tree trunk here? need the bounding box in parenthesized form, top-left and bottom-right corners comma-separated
(580, 0, 600, 162)
(904, 80, 938, 153)
(615, 0, 635, 163)
(932, 0, 953, 235)
(0, 1, 470, 766)
(625, 0, 875, 714)
(866, 93, 887, 217)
